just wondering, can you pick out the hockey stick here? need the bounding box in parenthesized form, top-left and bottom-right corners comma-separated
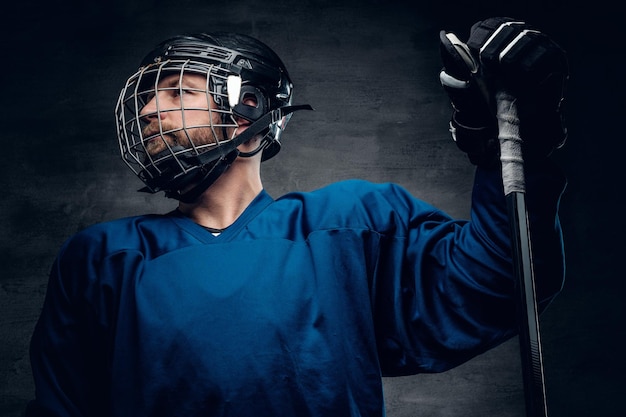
(496, 90, 548, 417)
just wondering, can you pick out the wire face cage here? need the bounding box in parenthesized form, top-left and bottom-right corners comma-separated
(114, 34, 299, 198)
(115, 59, 240, 192)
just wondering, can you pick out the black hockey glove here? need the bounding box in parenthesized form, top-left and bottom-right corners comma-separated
(439, 29, 498, 166)
(440, 17, 569, 165)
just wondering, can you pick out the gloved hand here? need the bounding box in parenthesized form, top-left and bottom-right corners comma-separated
(439, 17, 569, 165)
(439, 29, 498, 166)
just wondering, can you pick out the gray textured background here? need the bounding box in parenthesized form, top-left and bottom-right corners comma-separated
(2, 0, 623, 416)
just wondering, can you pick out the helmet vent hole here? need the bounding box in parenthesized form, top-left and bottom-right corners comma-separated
(242, 92, 259, 107)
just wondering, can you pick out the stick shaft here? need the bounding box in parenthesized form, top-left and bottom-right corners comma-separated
(496, 91, 548, 417)
(507, 192, 548, 417)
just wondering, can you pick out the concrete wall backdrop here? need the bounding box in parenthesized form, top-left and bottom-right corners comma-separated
(1, 0, 622, 416)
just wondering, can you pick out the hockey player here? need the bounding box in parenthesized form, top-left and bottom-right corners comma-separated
(26, 17, 568, 417)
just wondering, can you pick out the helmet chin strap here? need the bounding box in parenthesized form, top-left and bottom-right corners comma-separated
(169, 135, 267, 203)
(161, 104, 314, 203)
(167, 150, 239, 203)
(237, 132, 271, 158)
(192, 104, 313, 168)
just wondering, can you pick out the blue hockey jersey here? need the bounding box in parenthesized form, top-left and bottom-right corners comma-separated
(27, 164, 566, 417)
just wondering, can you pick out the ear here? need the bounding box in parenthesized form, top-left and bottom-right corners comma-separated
(232, 86, 268, 122)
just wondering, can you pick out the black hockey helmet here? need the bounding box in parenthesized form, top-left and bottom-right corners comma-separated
(115, 32, 311, 202)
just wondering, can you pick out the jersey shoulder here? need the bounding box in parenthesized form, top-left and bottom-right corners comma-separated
(60, 213, 182, 260)
(270, 179, 439, 235)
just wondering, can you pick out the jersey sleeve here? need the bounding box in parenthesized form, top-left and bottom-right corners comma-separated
(372, 159, 566, 376)
(26, 239, 106, 416)
(26, 229, 144, 417)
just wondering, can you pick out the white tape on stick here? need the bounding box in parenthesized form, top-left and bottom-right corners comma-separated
(496, 91, 525, 195)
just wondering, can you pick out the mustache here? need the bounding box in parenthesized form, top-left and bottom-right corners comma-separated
(142, 122, 181, 138)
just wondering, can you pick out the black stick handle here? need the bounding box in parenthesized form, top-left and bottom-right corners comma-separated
(496, 90, 548, 417)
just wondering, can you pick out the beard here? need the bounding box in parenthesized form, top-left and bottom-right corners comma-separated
(142, 122, 223, 158)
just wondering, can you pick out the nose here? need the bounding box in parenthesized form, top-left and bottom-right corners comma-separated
(139, 93, 163, 119)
